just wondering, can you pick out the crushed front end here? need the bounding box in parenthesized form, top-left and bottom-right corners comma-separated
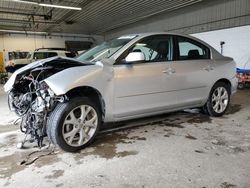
(8, 67, 66, 147)
(5, 57, 87, 148)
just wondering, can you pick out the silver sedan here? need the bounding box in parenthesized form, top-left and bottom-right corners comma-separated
(5, 33, 237, 152)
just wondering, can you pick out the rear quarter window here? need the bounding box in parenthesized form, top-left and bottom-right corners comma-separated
(176, 36, 210, 60)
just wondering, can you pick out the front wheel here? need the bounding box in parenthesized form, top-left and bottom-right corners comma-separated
(203, 82, 231, 117)
(47, 97, 101, 152)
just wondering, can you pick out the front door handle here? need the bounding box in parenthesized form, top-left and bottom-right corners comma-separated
(203, 65, 214, 71)
(163, 68, 176, 74)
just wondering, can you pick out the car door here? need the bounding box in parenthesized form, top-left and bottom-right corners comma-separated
(168, 35, 214, 107)
(113, 35, 181, 119)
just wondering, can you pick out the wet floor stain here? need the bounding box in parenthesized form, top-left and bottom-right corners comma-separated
(129, 136, 146, 141)
(185, 134, 197, 140)
(211, 138, 227, 146)
(74, 132, 139, 163)
(186, 114, 212, 124)
(220, 182, 237, 188)
(5, 134, 17, 145)
(72, 111, 216, 162)
(33, 153, 60, 168)
(56, 183, 64, 187)
(0, 149, 60, 180)
(162, 122, 184, 128)
(194, 150, 205, 153)
(230, 146, 246, 154)
(116, 151, 138, 158)
(225, 104, 242, 115)
(0, 134, 18, 149)
(0, 152, 28, 179)
(163, 128, 175, 137)
(45, 169, 64, 179)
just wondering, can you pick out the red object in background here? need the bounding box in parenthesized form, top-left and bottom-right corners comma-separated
(236, 70, 250, 89)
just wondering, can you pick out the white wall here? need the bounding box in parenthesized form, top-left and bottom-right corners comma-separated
(0, 33, 103, 52)
(192, 25, 250, 69)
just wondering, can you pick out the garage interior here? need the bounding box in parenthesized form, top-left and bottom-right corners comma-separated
(0, 0, 250, 187)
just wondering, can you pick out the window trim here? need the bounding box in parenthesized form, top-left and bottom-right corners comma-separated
(173, 35, 211, 61)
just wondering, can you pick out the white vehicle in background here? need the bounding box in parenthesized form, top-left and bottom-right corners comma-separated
(5, 48, 77, 73)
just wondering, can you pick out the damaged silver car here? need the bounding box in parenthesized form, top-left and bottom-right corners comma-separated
(4, 33, 237, 152)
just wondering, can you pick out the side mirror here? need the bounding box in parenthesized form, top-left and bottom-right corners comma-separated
(125, 52, 145, 63)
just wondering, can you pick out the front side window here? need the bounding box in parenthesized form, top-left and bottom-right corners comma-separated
(118, 35, 173, 64)
(177, 36, 210, 60)
(76, 35, 137, 63)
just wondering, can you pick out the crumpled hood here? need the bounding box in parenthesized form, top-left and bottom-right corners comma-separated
(4, 56, 94, 92)
(44, 63, 105, 95)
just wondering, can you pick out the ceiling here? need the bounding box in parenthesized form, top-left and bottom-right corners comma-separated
(0, 0, 204, 35)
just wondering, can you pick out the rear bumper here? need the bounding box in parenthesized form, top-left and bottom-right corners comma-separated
(230, 76, 238, 95)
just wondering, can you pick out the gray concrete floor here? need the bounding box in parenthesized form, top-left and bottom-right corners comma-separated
(0, 85, 250, 188)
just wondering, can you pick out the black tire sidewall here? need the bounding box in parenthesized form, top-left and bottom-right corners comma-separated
(50, 97, 101, 152)
(238, 83, 245, 89)
(206, 82, 231, 117)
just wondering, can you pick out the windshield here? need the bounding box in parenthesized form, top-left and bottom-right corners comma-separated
(76, 35, 137, 62)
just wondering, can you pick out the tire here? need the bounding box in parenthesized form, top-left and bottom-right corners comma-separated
(47, 97, 101, 152)
(203, 82, 231, 117)
(200, 106, 208, 115)
(237, 83, 245, 89)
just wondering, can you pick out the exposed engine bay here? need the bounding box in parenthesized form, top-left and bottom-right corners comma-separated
(7, 57, 88, 147)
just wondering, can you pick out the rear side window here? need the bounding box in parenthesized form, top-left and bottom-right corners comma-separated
(33, 52, 58, 60)
(47, 52, 58, 57)
(33, 52, 47, 60)
(65, 52, 76, 58)
(176, 36, 210, 60)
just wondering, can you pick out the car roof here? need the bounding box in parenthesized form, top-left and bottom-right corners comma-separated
(33, 50, 71, 53)
(121, 32, 191, 38)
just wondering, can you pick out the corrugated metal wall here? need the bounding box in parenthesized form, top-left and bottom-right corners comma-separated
(105, 0, 250, 39)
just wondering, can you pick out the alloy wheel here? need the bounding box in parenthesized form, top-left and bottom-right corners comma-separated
(62, 105, 98, 147)
(211, 87, 229, 113)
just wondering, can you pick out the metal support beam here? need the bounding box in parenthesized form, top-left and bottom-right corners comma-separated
(0, 18, 58, 25)
(0, 10, 48, 18)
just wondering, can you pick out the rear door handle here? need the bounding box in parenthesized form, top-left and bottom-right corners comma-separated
(163, 68, 176, 74)
(203, 65, 214, 71)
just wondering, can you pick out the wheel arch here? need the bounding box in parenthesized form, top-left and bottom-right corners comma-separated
(213, 78, 232, 94)
(65, 86, 106, 121)
(204, 78, 232, 105)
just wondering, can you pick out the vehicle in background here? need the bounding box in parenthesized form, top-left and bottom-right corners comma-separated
(236, 60, 250, 89)
(5, 48, 77, 73)
(237, 68, 250, 89)
(77, 50, 86, 55)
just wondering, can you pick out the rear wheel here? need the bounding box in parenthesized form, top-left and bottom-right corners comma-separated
(47, 97, 101, 152)
(238, 83, 245, 89)
(203, 82, 230, 117)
